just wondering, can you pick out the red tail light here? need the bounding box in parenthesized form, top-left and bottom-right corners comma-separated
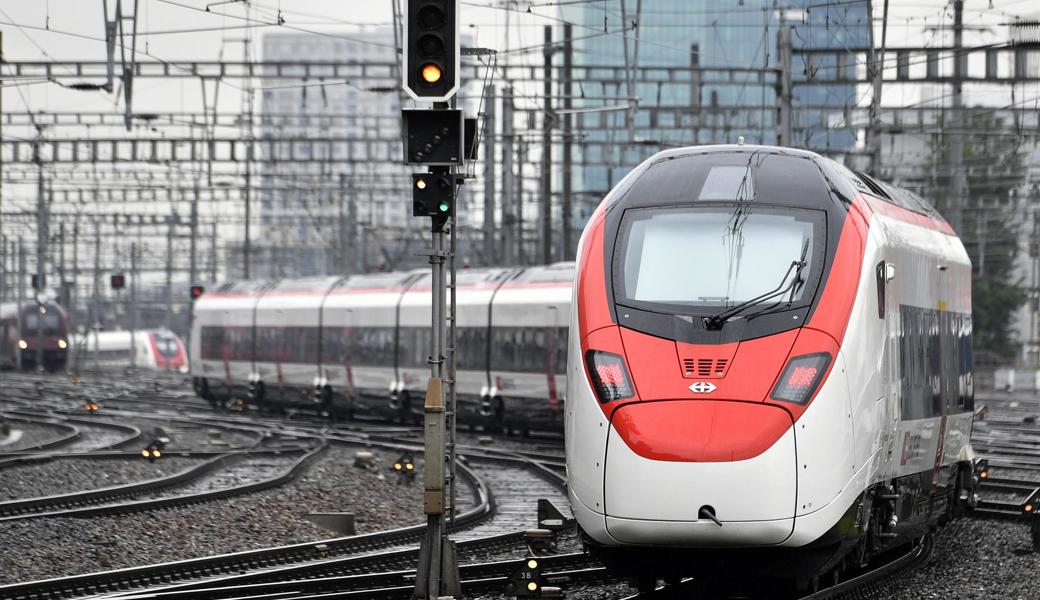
(771, 353, 831, 405)
(586, 350, 634, 403)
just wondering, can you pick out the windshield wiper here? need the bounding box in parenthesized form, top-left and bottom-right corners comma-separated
(703, 239, 810, 331)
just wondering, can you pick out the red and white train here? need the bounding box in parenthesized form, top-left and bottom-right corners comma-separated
(0, 300, 70, 372)
(567, 145, 977, 588)
(72, 329, 189, 373)
(190, 263, 571, 432)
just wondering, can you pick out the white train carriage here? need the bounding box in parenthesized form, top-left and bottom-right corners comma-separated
(320, 271, 424, 421)
(487, 263, 572, 433)
(74, 329, 188, 373)
(397, 269, 512, 425)
(191, 280, 272, 403)
(253, 277, 340, 410)
(190, 263, 576, 431)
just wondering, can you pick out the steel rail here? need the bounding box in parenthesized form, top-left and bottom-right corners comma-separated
(0, 450, 490, 600)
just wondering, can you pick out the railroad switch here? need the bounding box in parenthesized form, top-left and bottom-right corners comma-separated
(525, 529, 555, 554)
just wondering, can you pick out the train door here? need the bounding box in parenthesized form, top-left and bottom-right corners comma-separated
(879, 255, 900, 462)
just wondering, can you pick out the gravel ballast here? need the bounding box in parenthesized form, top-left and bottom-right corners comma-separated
(0, 445, 427, 584)
(0, 457, 205, 501)
(0, 421, 71, 452)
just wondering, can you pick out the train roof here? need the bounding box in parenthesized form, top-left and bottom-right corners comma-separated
(507, 262, 574, 285)
(637, 144, 948, 226)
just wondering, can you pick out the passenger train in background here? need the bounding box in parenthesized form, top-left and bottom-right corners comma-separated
(567, 145, 978, 591)
(72, 329, 189, 373)
(190, 263, 571, 433)
(0, 300, 70, 371)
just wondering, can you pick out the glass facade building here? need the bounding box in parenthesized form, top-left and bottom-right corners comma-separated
(560, 1, 869, 219)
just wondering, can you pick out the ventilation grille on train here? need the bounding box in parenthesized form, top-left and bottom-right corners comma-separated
(683, 358, 729, 378)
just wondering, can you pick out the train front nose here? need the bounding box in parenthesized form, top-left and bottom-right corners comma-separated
(602, 399, 797, 546)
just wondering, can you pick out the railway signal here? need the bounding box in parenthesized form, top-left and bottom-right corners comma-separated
(403, 109, 464, 166)
(505, 557, 547, 597)
(190, 285, 205, 300)
(110, 273, 126, 290)
(403, 0, 459, 102)
(412, 173, 455, 218)
(392, 453, 417, 484)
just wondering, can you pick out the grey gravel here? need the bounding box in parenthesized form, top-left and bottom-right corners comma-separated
(0, 457, 204, 500)
(0, 445, 428, 584)
(0, 421, 71, 452)
(864, 517, 1040, 600)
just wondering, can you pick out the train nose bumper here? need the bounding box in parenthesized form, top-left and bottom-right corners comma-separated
(603, 400, 796, 546)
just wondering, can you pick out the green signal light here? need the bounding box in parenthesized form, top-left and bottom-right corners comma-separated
(438, 202, 450, 212)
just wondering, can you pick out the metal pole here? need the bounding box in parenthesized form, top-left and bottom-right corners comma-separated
(501, 86, 515, 266)
(775, 24, 793, 147)
(190, 181, 199, 285)
(0, 236, 6, 305)
(339, 173, 348, 274)
(35, 139, 46, 373)
(947, 0, 967, 234)
(447, 216, 458, 525)
(422, 218, 447, 599)
(71, 224, 79, 323)
(562, 23, 574, 261)
(517, 139, 526, 265)
(93, 221, 101, 369)
(482, 85, 496, 265)
(165, 215, 174, 328)
(210, 222, 218, 282)
(348, 177, 358, 275)
(16, 238, 25, 369)
(541, 25, 554, 265)
(868, 0, 890, 176)
(129, 242, 138, 370)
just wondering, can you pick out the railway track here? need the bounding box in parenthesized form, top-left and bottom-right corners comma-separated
(0, 445, 322, 521)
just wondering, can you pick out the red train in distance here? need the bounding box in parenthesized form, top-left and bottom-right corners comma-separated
(566, 145, 979, 591)
(0, 300, 70, 372)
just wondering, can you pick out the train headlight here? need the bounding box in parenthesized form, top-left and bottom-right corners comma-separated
(585, 351, 635, 403)
(17, 339, 27, 350)
(394, 462, 403, 471)
(57, 339, 68, 349)
(141, 449, 151, 458)
(771, 353, 832, 405)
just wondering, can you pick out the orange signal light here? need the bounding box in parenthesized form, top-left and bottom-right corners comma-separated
(421, 63, 443, 84)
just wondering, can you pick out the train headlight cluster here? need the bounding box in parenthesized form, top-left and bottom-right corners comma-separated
(17, 339, 27, 350)
(84, 401, 100, 414)
(771, 353, 832, 405)
(585, 350, 635, 403)
(57, 339, 68, 349)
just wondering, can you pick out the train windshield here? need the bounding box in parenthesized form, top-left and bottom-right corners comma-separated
(616, 205, 824, 315)
(153, 334, 181, 357)
(22, 312, 62, 335)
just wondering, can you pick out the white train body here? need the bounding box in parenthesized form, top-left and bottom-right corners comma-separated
(190, 264, 573, 430)
(73, 329, 188, 373)
(567, 145, 976, 582)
